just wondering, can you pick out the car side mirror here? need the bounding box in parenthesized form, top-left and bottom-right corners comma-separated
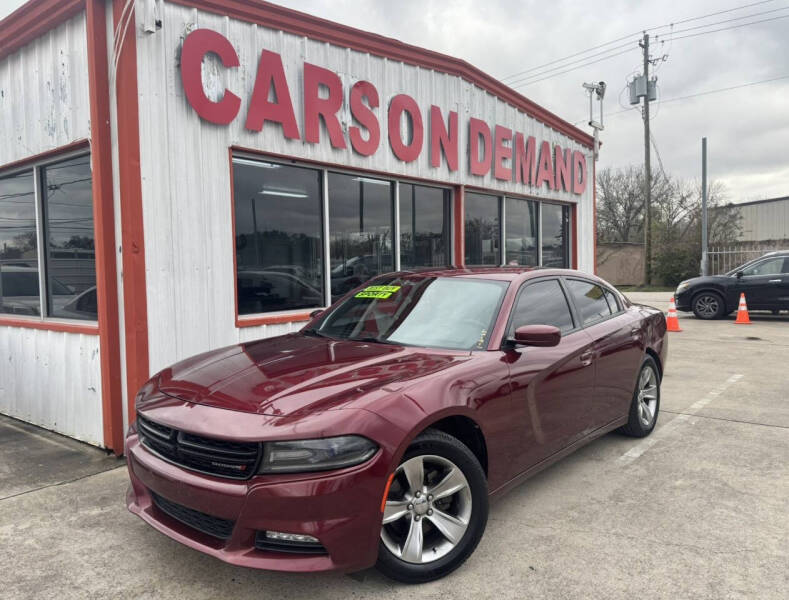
(735, 271, 743, 279)
(511, 325, 561, 347)
(309, 309, 324, 318)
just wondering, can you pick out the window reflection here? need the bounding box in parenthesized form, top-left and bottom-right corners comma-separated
(42, 156, 97, 320)
(465, 192, 500, 265)
(505, 198, 538, 266)
(233, 161, 324, 314)
(0, 170, 40, 316)
(399, 183, 451, 269)
(541, 203, 569, 268)
(328, 173, 394, 301)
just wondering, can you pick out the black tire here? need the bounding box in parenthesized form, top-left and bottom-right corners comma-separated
(618, 356, 661, 438)
(692, 291, 726, 320)
(375, 429, 488, 583)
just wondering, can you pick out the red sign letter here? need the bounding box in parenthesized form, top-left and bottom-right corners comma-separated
(429, 106, 458, 171)
(245, 49, 300, 138)
(534, 141, 555, 190)
(469, 118, 491, 176)
(554, 146, 572, 192)
(573, 151, 588, 195)
(181, 29, 241, 125)
(349, 81, 380, 156)
(304, 63, 347, 149)
(493, 125, 513, 181)
(513, 133, 536, 185)
(388, 94, 423, 162)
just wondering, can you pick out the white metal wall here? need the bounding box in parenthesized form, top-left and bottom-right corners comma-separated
(0, 14, 91, 166)
(735, 198, 789, 242)
(135, 2, 595, 374)
(0, 13, 103, 444)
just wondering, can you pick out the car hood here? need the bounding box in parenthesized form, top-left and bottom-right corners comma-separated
(149, 333, 469, 416)
(680, 275, 732, 287)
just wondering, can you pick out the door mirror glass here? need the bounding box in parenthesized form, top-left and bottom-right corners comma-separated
(513, 324, 561, 347)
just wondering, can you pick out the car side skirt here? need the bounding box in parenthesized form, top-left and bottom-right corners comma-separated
(488, 415, 628, 500)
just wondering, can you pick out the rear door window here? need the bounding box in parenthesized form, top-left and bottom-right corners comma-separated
(508, 279, 575, 335)
(566, 279, 613, 326)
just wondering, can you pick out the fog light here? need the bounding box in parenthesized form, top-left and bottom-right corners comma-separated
(265, 531, 320, 544)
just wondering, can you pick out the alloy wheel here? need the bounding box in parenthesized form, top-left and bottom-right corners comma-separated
(695, 294, 720, 318)
(381, 454, 472, 564)
(637, 365, 658, 427)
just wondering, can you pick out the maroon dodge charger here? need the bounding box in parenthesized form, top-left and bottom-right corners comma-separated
(126, 267, 667, 582)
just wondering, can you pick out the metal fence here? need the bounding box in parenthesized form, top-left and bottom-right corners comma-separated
(707, 245, 785, 275)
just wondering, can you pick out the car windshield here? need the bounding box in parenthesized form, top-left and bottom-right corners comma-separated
(308, 276, 509, 351)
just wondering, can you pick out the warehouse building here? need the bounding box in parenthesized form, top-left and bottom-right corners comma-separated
(0, 0, 596, 451)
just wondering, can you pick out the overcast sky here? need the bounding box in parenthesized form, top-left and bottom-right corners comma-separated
(2, 0, 787, 203)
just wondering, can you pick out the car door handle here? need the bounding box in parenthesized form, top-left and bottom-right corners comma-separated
(769, 279, 782, 283)
(580, 350, 594, 367)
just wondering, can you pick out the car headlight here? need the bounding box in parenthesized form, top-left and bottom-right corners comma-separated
(676, 281, 690, 293)
(258, 436, 378, 474)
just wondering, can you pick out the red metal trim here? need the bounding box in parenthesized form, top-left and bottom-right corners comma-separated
(113, 0, 149, 427)
(0, 316, 99, 335)
(167, 0, 593, 148)
(0, 139, 90, 173)
(86, 0, 124, 454)
(237, 312, 313, 328)
(572, 204, 579, 270)
(0, 0, 84, 61)
(454, 185, 465, 267)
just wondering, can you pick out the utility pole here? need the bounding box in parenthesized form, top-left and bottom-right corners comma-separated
(640, 33, 652, 286)
(701, 137, 708, 276)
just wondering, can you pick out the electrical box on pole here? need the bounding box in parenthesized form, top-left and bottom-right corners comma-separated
(628, 75, 657, 105)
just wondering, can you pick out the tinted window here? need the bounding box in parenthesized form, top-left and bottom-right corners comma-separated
(541, 203, 569, 268)
(0, 170, 39, 315)
(742, 257, 785, 277)
(505, 197, 538, 266)
(603, 288, 620, 313)
(328, 173, 394, 300)
(399, 183, 451, 269)
(566, 279, 612, 325)
(465, 192, 500, 265)
(509, 279, 575, 334)
(233, 160, 324, 314)
(41, 156, 97, 320)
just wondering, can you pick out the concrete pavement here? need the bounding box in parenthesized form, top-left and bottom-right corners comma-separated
(1, 292, 787, 599)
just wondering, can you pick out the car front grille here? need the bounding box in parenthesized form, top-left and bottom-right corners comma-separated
(151, 491, 235, 540)
(137, 414, 261, 479)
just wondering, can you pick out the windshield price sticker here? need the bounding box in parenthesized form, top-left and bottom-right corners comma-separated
(355, 285, 401, 299)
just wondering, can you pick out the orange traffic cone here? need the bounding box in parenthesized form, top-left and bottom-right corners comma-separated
(666, 296, 682, 332)
(734, 293, 751, 324)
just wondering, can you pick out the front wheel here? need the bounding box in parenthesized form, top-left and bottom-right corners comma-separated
(618, 356, 661, 437)
(692, 292, 725, 319)
(376, 429, 488, 583)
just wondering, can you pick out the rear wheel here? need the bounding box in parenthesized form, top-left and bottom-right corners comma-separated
(376, 429, 488, 583)
(692, 291, 725, 320)
(619, 356, 661, 438)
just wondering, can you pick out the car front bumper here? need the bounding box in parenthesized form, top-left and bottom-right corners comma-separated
(674, 289, 693, 311)
(125, 405, 398, 573)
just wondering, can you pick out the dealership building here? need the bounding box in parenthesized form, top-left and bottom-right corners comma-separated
(0, 0, 596, 451)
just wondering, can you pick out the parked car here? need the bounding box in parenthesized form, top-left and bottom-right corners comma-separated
(126, 267, 667, 583)
(675, 250, 789, 319)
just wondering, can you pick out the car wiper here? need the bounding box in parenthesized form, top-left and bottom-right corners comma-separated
(352, 336, 396, 345)
(303, 329, 334, 339)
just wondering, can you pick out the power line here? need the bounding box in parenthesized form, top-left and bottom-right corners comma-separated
(659, 13, 789, 42)
(575, 74, 789, 123)
(511, 47, 637, 89)
(655, 4, 789, 38)
(499, 0, 778, 82)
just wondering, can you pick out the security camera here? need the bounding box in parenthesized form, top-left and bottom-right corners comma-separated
(596, 81, 606, 99)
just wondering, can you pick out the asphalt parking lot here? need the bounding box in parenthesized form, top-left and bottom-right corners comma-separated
(1, 292, 787, 599)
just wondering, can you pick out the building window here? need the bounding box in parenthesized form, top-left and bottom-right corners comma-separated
(465, 192, 500, 266)
(0, 153, 96, 321)
(399, 183, 451, 269)
(541, 203, 570, 268)
(233, 160, 324, 315)
(328, 173, 394, 301)
(505, 197, 538, 266)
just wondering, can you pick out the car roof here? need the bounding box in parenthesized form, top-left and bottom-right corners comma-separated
(386, 267, 607, 284)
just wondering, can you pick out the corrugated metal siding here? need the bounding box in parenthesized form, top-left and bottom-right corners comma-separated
(135, 3, 595, 374)
(736, 198, 789, 242)
(0, 327, 103, 445)
(0, 13, 102, 444)
(0, 14, 91, 167)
